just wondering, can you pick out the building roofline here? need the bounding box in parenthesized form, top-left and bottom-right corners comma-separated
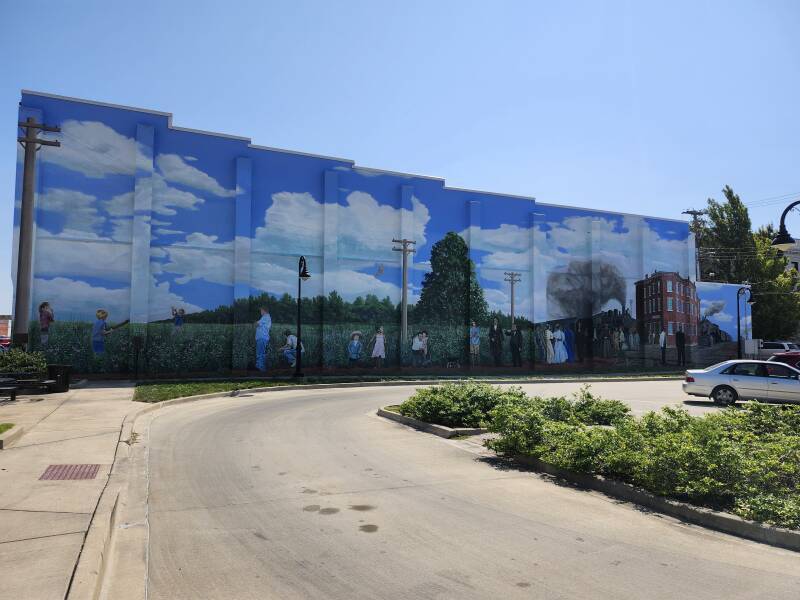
(536, 201, 689, 224)
(20, 90, 692, 225)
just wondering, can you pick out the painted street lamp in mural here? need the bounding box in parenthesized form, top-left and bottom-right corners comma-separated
(771, 200, 800, 252)
(736, 286, 753, 359)
(504, 272, 521, 327)
(294, 256, 311, 378)
(392, 238, 416, 350)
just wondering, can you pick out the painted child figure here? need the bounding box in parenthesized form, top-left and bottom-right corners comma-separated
(39, 301, 54, 346)
(92, 309, 112, 354)
(347, 332, 363, 366)
(469, 321, 480, 366)
(370, 326, 386, 368)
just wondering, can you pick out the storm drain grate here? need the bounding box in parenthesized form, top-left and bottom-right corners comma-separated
(39, 464, 100, 481)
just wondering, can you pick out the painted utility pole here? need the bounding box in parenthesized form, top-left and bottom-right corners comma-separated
(504, 271, 521, 326)
(14, 117, 60, 347)
(682, 209, 707, 281)
(392, 238, 416, 349)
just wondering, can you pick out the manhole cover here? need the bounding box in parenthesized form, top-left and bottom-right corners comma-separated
(39, 464, 100, 480)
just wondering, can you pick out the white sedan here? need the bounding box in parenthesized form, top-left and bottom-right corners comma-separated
(682, 359, 800, 406)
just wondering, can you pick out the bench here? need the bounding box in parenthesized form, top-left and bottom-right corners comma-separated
(0, 387, 17, 402)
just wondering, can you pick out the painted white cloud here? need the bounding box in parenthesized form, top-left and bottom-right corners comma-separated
(152, 172, 205, 215)
(252, 190, 430, 260)
(40, 119, 146, 178)
(34, 238, 132, 283)
(156, 154, 235, 197)
(33, 276, 131, 321)
(148, 276, 202, 321)
(39, 188, 105, 238)
(106, 191, 134, 217)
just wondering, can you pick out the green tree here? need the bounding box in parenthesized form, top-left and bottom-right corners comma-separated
(699, 185, 757, 283)
(749, 225, 800, 340)
(414, 232, 488, 324)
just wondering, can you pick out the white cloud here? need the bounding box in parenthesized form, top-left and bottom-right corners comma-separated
(154, 228, 183, 236)
(156, 154, 235, 197)
(158, 233, 234, 286)
(148, 276, 202, 321)
(40, 119, 147, 178)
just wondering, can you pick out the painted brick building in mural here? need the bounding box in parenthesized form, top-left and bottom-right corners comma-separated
(11, 91, 746, 375)
(635, 272, 699, 347)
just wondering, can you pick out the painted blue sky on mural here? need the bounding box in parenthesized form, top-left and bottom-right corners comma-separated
(17, 91, 697, 325)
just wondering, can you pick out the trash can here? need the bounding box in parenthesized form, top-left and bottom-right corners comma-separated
(47, 364, 72, 393)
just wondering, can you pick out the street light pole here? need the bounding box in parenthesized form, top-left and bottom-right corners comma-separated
(736, 287, 751, 359)
(771, 200, 800, 251)
(294, 256, 310, 378)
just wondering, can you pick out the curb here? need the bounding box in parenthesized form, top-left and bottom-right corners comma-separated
(513, 455, 800, 553)
(377, 408, 487, 438)
(133, 374, 684, 406)
(0, 424, 24, 449)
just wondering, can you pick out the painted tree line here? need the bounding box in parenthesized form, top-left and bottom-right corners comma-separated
(173, 232, 532, 328)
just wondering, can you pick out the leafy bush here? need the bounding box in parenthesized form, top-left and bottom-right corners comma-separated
(572, 385, 631, 425)
(489, 399, 800, 530)
(399, 382, 527, 428)
(0, 349, 47, 374)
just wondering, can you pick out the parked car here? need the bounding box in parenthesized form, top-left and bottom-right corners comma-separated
(683, 359, 800, 406)
(756, 340, 800, 360)
(767, 351, 800, 370)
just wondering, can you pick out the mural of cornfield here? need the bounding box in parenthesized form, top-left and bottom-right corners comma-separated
(13, 91, 747, 376)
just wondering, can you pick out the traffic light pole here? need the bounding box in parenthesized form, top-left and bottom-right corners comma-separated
(13, 117, 60, 348)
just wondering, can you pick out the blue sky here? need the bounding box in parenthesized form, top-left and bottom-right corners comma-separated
(2, 0, 799, 313)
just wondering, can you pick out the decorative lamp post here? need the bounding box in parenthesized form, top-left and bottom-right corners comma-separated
(771, 200, 800, 251)
(295, 256, 311, 378)
(736, 287, 752, 359)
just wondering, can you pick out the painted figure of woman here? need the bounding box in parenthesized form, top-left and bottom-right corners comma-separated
(553, 324, 568, 363)
(39, 301, 54, 345)
(564, 324, 575, 363)
(369, 326, 386, 368)
(544, 325, 555, 364)
(255, 306, 271, 372)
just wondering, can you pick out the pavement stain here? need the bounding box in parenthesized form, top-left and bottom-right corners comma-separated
(319, 508, 340, 515)
(516, 582, 531, 588)
(253, 532, 268, 540)
(359, 524, 378, 533)
(348, 504, 376, 512)
(301, 488, 317, 494)
(303, 505, 321, 512)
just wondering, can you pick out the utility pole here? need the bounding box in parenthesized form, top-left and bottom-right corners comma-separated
(504, 271, 521, 327)
(682, 209, 707, 281)
(392, 238, 416, 350)
(14, 117, 60, 348)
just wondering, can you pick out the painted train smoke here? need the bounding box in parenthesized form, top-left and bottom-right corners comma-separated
(546, 260, 627, 320)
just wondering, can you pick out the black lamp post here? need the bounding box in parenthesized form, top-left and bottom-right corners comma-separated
(771, 200, 800, 251)
(736, 287, 752, 359)
(294, 256, 311, 378)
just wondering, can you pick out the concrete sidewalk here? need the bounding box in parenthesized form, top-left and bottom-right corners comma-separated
(0, 382, 137, 600)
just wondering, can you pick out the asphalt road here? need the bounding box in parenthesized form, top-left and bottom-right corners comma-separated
(146, 381, 800, 599)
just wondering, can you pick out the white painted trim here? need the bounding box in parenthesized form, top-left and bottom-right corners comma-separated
(248, 144, 354, 164)
(536, 201, 689, 224)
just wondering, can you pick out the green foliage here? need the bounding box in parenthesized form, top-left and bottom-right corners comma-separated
(134, 380, 293, 403)
(399, 382, 527, 428)
(697, 186, 800, 340)
(0, 348, 47, 374)
(572, 385, 632, 425)
(414, 232, 488, 325)
(0, 423, 14, 435)
(489, 398, 800, 530)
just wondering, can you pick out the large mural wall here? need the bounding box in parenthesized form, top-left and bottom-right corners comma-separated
(12, 91, 748, 375)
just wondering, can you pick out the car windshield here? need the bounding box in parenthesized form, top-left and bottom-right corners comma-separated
(788, 343, 800, 350)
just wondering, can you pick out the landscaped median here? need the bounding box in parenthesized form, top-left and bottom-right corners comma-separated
(379, 382, 800, 549)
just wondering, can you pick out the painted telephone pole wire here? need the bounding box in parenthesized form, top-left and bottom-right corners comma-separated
(14, 117, 60, 347)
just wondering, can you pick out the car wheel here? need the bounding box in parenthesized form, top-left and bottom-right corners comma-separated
(712, 386, 737, 406)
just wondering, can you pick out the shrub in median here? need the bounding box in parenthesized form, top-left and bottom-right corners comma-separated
(398, 382, 527, 428)
(489, 399, 800, 530)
